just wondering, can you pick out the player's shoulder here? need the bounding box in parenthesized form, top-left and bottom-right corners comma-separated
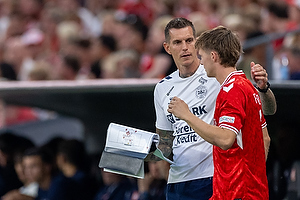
(221, 71, 249, 93)
(155, 70, 178, 89)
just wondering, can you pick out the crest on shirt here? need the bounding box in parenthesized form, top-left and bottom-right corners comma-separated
(195, 85, 207, 99)
(195, 77, 208, 99)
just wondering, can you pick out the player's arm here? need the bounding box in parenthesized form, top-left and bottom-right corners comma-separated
(257, 87, 277, 115)
(144, 128, 174, 162)
(262, 126, 271, 161)
(168, 97, 236, 150)
(251, 62, 277, 115)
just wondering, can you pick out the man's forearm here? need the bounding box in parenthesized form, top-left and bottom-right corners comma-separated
(258, 88, 277, 115)
(145, 128, 174, 162)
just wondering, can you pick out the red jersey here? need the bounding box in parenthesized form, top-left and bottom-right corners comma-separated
(210, 71, 269, 200)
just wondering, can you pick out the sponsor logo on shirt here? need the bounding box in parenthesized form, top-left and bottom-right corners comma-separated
(173, 124, 199, 146)
(174, 132, 198, 146)
(191, 105, 207, 115)
(219, 116, 235, 123)
(167, 105, 207, 124)
(167, 114, 176, 124)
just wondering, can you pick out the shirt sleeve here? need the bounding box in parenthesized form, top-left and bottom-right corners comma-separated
(154, 85, 172, 131)
(218, 85, 246, 135)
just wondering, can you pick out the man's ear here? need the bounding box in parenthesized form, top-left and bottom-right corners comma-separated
(163, 42, 171, 55)
(211, 51, 219, 63)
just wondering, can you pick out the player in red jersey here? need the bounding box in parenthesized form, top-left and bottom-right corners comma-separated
(167, 26, 270, 199)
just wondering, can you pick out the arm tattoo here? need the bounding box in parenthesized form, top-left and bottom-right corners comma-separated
(156, 128, 174, 159)
(258, 89, 277, 115)
(144, 128, 174, 162)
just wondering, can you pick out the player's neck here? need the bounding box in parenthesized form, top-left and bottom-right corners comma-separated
(216, 66, 236, 84)
(179, 60, 200, 78)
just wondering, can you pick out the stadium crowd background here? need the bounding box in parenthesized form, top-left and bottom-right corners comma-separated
(0, 0, 300, 199)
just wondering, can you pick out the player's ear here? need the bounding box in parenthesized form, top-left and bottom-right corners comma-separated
(163, 42, 171, 55)
(211, 51, 219, 63)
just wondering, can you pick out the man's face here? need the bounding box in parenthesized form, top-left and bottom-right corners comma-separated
(198, 48, 215, 77)
(163, 26, 197, 69)
(23, 155, 44, 183)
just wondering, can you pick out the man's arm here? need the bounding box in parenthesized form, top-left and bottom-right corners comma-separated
(251, 62, 277, 115)
(167, 97, 236, 150)
(257, 88, 277, 116)
(144, 128, 174, 162)
(262, 127, 271, 161)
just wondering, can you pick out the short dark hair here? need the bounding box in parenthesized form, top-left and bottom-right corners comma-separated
(57, 139, 86, 170)
(23, 146, 55, 166)
(267, 2, 288, 19)
(98, 35, 117, 52)
(73, 37, 91, 49)
(164, 17, 196, 43)
(63, 54, 80, 73)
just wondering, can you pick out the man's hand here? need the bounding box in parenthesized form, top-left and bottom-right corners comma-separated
(250, 62, 268, 90)
(167, 97, 191, 120)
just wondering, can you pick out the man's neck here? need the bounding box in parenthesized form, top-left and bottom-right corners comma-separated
(179, 60, 200, 78)
(216, 66, 236, 84)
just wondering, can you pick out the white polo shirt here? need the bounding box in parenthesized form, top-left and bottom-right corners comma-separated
(154, 64, 220, 183)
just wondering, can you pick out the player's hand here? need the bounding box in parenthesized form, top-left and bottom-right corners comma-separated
(167, 96, 191, 120)
(250, 62, 268, 90)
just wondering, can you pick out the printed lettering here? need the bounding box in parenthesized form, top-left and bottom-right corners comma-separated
(174, 133, 198, 146)
(192, 105, 207, 115)
(253, 93, 261, 105)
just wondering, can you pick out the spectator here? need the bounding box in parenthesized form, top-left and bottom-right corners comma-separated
(3, 37, 27, 79)
(0, 42, 17, 80)
(140, 15, 175, 79)
(56, 139, 97, 200)
(28, 60, 52, 81)
(68, 36, 94, 80)
(93, 170, 137, 200)
(1, 135, 37, 200)
(102, 49, 141, 78)
(17, 0, 45, 30)
(285, 44, 300, 80)
(286, 0, 300, 29)
(260, 1, 291, 80)
(56, 0, 102, 37)
(0, 132, 26, 197)
(237, 30, 268, 80)
(18, 28, 47, 81)
(90, 34, 117, 79)
(113, 13, 148, 54)
(56, 54, 81, 80)
(22, 146, 76, 200)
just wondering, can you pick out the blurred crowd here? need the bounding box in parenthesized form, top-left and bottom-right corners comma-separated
(0, 132, 170, 200)
(0, 0, 298, 82)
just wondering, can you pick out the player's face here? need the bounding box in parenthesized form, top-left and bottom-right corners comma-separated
(163, 26, 198, 70)
(198, 48, 215, 77)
